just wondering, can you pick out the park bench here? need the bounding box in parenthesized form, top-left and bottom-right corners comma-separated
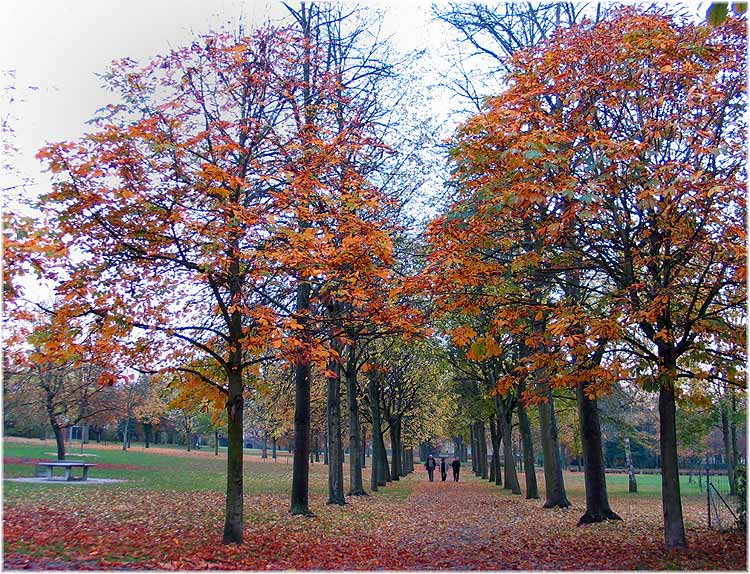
(36, 461, 97, 481)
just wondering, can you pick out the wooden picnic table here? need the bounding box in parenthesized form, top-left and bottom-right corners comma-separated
(36, 461, 97, 481)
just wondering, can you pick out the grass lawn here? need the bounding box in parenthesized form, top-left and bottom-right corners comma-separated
(3, 437, 746, 570)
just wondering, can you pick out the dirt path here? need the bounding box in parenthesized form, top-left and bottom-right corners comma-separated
(366, 469, 746, 570)
(3, 462, 746, 570)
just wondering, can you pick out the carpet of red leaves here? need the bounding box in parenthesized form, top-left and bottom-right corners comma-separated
(3, 469, 746, 570)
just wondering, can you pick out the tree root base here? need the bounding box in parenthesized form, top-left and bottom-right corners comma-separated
(543, 500, 572, 509)
(577, 509, 623, 525)
(290, 505, 315, 517)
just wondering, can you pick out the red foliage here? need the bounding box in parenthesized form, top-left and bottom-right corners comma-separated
(3, 475, 746, 570)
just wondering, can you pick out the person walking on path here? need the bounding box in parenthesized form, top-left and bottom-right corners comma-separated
(440, 457, 448, 482)
(425, 454, 436, 481)
(451, 458, 461, 482)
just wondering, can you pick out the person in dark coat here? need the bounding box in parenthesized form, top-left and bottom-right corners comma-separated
(440, 457, 448, 482)
(425, 454, 436, 481)
(451, 458, 461, 482)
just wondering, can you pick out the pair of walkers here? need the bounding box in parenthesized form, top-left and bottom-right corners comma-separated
(425, 454, 460, 482)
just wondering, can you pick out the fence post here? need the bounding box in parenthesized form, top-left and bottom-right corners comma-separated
(707, 466, 711, 529)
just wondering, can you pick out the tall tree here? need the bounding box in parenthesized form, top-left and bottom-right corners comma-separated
(22, 20, 404, 541)
(434, 9, 746, 547)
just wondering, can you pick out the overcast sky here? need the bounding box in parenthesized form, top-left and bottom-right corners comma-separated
(1, 0, 444, 200)
(1, 0, 708, 202)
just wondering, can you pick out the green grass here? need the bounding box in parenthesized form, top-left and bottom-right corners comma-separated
(7, 439, 707, 505)
(3, 439, 415, 507)
(2, 439, 332, 503)
(565, 472, 706, 498)
(372, 479, 414, 499)
(433, 463, 707, 501)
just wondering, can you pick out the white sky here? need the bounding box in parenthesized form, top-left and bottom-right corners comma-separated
(1, 1, 709, 201)
(0, 0, 443, 201)
(0, 0, 710, 313)
(0, 0, 710, 232)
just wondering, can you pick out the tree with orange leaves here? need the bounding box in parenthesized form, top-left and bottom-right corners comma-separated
(429, 8, 746, 548)
(12, 19, 409, 544)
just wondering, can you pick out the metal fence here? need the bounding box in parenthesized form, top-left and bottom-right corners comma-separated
(707, 467, 743, 531)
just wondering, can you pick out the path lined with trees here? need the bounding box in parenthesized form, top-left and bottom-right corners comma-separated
(3, 439, 746, 570)
(2, 0, 745, 565)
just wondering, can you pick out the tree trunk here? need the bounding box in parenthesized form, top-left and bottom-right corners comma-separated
(577, 380, 621, 524)
(314, 434, 320, 462)
(477, 420, 488, 479)
(262, 433, 268, 459)
(497, 396, 521, 494)
(186, 414, 192, 452)
(346, 344, 366, 495)
(289, 0, 315, 517)
(658, 360, 687, 548)
(624, 437, 637, 493)
(368, 374, 384, 488)
(731, 393, 739, 472)
(52, 424, 66, 461)
(517, 386, 539, 499)
(370, 425, 378, 491)
(222, 372, 244, 544)
(390, 419, 401, 481)
(538, 384, 571, 508)
(144, 423, 151, 448)
(721, 396, 737, 495)
(471, 423, 479, 475)
(379, 427, 391, 483)
(290, 355, 313, 515)
(122, 417, 130, 451)
(327, 350, 346, 505)
(361, 425, 367, 468)
(489, 417, 502, 486)
(272, 437, 277, 459)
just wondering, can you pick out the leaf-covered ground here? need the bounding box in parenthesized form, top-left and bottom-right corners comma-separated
(3, 439, 746, 570)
